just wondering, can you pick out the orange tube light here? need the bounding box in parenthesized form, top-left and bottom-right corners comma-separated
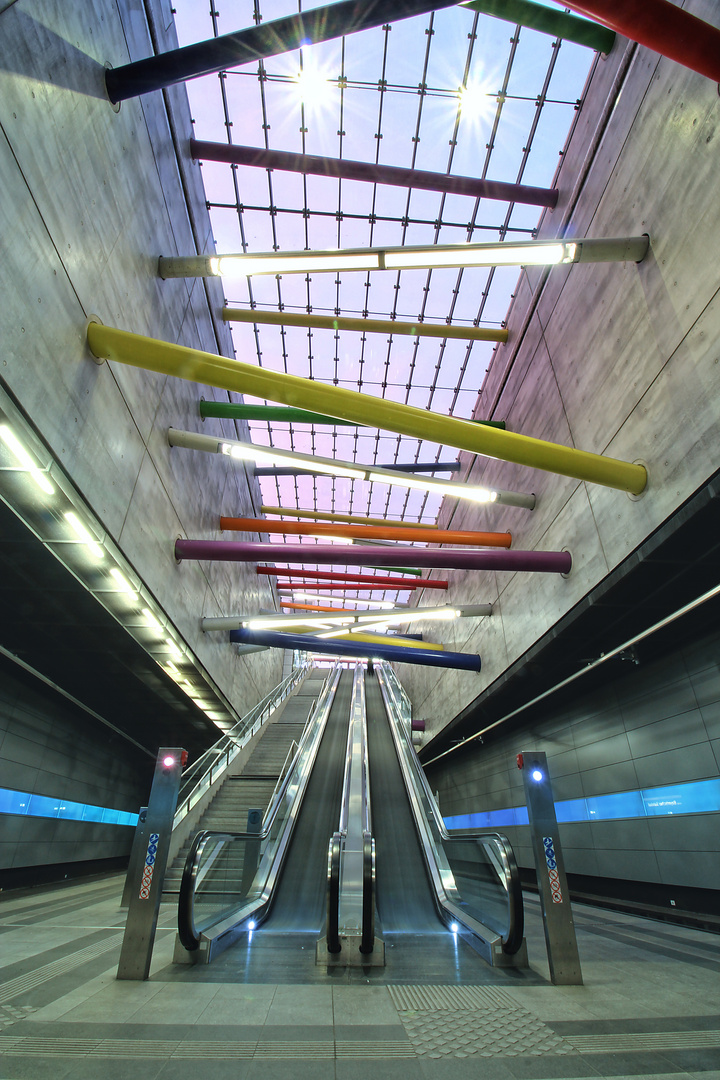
(220, 516, 512, 548)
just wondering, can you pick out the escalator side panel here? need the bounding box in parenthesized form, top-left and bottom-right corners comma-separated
(365, 677, 441, 933)
(263, 671, 353, 932)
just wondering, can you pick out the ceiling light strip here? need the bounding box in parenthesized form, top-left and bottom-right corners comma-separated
(159, 237, 648, 280)
(88, 324, 646, 494)
(220, 516, 513, 548)
(166, 427, 532, 509)
(190, 140, 559, 208)
(176, 539, 571, 574)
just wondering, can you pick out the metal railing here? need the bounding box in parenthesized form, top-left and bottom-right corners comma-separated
(376, 663, 525, 965)
(173, 660, 311, 830)
(177, 665, 341, 962)
(326, 664, 375, 955)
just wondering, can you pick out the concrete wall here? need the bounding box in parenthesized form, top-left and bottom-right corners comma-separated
(0, 0, 282, 713)
(0, 664, 149, 877)
(425, 625, 720, 898)
(397, 4, 720, 737)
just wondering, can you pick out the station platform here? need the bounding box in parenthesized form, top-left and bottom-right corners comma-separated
(1, 874, 718, 1080)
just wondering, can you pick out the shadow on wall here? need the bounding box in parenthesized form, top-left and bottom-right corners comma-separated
(0, 8, 108, 98)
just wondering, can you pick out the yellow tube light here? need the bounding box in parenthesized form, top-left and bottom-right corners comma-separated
(88, 324, 648, 494)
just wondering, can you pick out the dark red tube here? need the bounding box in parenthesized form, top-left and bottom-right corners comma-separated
(190, 141, 558, 209)
(564, 0, 720, 82)
(259, 568, 448, 589)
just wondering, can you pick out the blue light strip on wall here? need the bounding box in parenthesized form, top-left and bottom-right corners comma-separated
(444, 777, 720, 831)
(0, 787, 139, 827)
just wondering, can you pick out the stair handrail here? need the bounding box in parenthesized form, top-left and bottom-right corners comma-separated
(174, 660, 311, 829)
(178, 664, 341, 954)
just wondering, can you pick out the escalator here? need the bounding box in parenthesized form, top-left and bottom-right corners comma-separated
(177, 662, 525, 974)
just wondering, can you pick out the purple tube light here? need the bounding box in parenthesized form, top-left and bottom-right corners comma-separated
(230, 628, 482, 672)
(175, 540, 571, 575)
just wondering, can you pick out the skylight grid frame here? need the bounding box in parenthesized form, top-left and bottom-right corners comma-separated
(176, 0, 595, 558)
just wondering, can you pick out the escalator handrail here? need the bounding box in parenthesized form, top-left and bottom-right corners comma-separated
(326, 664, 375, 954)
(178, 664, 342, 951)
(375, 663, 524, 955)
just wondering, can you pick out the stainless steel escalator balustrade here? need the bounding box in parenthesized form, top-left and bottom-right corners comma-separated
(177, 664, 342, 963)
(376, 662, 527, 967)
(325, 664, 377, 959)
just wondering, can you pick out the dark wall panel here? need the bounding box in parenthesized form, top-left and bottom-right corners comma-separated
(426, 627, 720, 898)
(0, 662, 151, 875)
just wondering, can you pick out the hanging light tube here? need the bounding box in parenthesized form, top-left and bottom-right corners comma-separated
(159, 236, 648, 280)
(87, 323, 647, 494)
(230, 627, 482, 672)
(260, 507, 437, 529)
(221, 306, 506, 344)
(167, 428, 533, 509)
(175, 539, 572, 574)
(276, 582, 421, 592)
(256, 567, 448, 589)
(202, 603, 480, 632)
(221, 516, 512, 548)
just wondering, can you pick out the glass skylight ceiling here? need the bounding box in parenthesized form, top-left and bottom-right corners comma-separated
(172, 0, 595, 607)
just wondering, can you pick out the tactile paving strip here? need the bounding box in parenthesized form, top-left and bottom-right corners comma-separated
(397, 1008, 572, 1058)
(388, 984, 521, 1012)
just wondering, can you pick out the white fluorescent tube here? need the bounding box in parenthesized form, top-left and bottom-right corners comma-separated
(0, 425, 55, 494)
(64, 512, 104, 559)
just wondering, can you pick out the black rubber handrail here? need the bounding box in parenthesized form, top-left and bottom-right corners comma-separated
(326, 832, 342, 953)
(178, 666, 341, 951)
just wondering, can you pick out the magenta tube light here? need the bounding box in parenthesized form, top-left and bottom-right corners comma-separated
(175, 540, 571, 574)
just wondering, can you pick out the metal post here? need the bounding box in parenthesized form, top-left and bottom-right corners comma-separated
(518, 751, 582, 985)
(191, 140, 558, 208)
(120, 807, 147, 910)
(175, 539, 572, 575)
(117, 748, 186, 980)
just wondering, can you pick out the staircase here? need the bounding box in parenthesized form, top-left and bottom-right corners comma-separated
(162, 673, 330, 902)
(163, 714, 307, 899)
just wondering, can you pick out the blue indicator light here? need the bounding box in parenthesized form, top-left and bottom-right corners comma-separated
(531, 769, 544, 782)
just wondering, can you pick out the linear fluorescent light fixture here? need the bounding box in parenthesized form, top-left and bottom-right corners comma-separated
(0, 424, 55, 494)
(167, 428, 533, 510)
(159, 237, 649, 280)
(64, 511, 104, 559)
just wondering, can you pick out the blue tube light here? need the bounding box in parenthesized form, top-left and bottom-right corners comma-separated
(230, 627, 482, 671)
